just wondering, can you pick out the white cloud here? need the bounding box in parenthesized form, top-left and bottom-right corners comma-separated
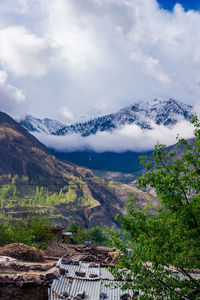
(37, 0, 200, 116)
(0, 0, 29, 15)
(37, 0, 103, 75)
(0, 26, 50, 77)
(130, 52, 171, 84)
(0, 69, 26, 115)
(60, 106, 75, 123)
(0, 70, 7, 84)
(0, 0, 200, 120)
(35, 120, 194, 153)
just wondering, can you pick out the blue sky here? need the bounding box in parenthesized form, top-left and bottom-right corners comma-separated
(157, 0, 200, 11)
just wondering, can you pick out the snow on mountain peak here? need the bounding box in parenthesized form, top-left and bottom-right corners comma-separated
(19, 99, 193, 136)
(18, 114, 65, 134)
(54, 98, 193, 136)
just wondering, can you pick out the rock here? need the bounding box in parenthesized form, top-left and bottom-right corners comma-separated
(60, 268, 68, 275)
(75, 271, 86, 277)
(76, 291, 85, 299)
(60, 291, 70, 298)
(61, 258, 73, 265)
(46, 273, 58, 280)
(89, 273, 98, 278)
(100, 292, 108, 298)
(45, 267, 60, 280)
(11, 263, 30, 272)
(120, 293, 131, 300)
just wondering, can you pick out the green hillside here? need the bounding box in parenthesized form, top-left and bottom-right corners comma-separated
(0, 112, 157, 227)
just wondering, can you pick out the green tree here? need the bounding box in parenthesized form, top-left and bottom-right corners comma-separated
(0, 216, 53, 248)
(66, 222, 88, 244)
(108, 116, 200, 299)
(88, 226, 108, 244)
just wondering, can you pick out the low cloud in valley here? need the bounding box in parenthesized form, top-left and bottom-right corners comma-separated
(35, 120, 194, 153)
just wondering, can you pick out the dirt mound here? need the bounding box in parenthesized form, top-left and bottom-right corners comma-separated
(0, 243, 44, 262)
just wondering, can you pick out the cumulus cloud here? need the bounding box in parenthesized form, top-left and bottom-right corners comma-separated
(0, 69, 26, 115)
(35, 120, 194, 153)
(0, 26, 50, 77)
(36, 0, 200, 117)
(0, 0, 200, 120)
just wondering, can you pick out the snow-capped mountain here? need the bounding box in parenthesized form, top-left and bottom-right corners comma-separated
(55, 98, 193, 136)
(19, 99, 193, 136)
(18, 114, 65, 135)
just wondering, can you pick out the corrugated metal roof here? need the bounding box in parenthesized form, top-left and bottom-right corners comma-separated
(100, 267, 115, 280)
(101, 280, 132, 300)
(57, 261, 100, 280)
(49, 277, 133, 300)
(71, 279, 100, 299)
(59, 263, 81, 279)
(49, 262, 133, 300)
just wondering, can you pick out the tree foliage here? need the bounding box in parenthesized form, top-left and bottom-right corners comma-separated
(108, 116, 200, 299)
(66, 222, 108, 245)
(0, 216, 53, 249)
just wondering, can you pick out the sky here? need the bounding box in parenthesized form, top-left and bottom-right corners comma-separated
(158, 0, 200, 11)
(0, 0, 200, 126)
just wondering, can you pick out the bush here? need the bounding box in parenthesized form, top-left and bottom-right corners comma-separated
(0, 216, 53, 249)
(66, 222, 108, 245)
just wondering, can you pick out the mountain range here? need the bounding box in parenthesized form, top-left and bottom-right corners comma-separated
(17, 99, 194, 180)
(0, 111, 156, 227)
(19, 98, 193, 136)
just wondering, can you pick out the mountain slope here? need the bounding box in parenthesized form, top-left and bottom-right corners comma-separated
(0, 111, 51, 181)
(0, 111, 157, 227)
(19, 114, 65, 134)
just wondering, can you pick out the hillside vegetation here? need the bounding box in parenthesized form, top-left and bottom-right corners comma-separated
(0, 112, 156, 227)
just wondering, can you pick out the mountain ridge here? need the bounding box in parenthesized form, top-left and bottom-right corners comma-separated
(18, 114, 65, 135)
(19, 99, 193, 137)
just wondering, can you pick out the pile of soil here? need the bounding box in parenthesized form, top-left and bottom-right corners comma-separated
(0, 243, 44, 262)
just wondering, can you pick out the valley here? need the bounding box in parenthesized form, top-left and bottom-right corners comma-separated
(18, 98, 194, 183)
(0, 2, 199, 297)
(0, 98, 194, 228)
(0, 111, 157, 228)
